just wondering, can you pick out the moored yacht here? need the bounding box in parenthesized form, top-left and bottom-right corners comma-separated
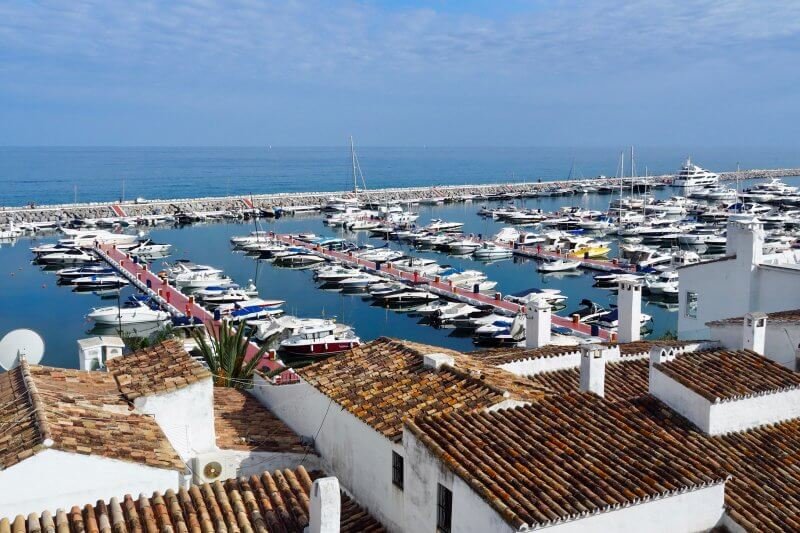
(672, 158, 719, 187)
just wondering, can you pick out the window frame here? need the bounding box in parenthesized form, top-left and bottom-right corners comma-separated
(686, 291, 698, 318)
(437, 483, 453, 533)
(391, 451, 404, 490)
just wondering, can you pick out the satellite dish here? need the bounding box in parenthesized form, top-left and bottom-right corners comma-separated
(0, 329, 45, 370)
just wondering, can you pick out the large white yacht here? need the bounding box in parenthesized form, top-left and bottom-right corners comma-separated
(672, 158, 719, 187)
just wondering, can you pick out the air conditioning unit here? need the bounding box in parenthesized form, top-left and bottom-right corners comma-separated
(191, 453, 237, 485)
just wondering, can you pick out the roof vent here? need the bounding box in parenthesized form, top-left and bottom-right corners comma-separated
(423, 353, 455, 370)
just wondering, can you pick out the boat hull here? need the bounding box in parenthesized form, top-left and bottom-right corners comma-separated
(281, 340, 360, 356)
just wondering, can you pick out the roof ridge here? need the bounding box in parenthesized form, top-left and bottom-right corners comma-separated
(18, 360, 54, 448)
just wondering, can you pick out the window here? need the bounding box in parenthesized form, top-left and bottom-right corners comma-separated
(437, 484, 452, 533)
(686, 291, 698, 318)
(392, 452, 404, 489)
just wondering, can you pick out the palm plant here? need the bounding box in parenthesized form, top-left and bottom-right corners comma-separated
(192, 321, 269, 389)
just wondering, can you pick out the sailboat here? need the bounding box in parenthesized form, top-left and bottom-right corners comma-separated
(322, 136, 369, 212)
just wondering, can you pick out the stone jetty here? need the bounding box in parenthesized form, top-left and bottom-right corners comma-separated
(1, 167, 798, 224)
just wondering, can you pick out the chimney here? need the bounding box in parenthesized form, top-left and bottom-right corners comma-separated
(648, 346, 677, 389)
(525, 299, 551, 348)
(423, 353, 455, 370)
(727, 219, 764, 265)
(309, 477, 341, 533)
(579, 344, 607, 398)
(795, 344, 800, 373)
(742, 312, 767, 354)
(616, 278, 642, 343)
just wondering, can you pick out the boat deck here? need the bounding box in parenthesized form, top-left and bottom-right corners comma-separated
(274, 234, 613, 340)
(94, 244, 298, 382)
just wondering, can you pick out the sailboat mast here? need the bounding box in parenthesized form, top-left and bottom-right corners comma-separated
(350, 136, 358, 196)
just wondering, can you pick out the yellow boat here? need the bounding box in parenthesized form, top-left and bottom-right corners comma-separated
(570, 244, 611, 258)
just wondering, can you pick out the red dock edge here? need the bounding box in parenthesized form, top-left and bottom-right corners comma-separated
(96, 245, 299, 384)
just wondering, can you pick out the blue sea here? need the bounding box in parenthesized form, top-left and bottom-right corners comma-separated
(2, 147, 800, 370)
(2, 146, 800, 206)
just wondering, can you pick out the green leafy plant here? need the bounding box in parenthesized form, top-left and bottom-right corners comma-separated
(191, 321, 268, 389)
(120, 325, 176, 351)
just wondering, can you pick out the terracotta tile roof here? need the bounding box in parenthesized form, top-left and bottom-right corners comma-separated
(0, 361, 184, 471)
(530, 358, 649, 402)
(707, 308, 800, 326)
(213, 387, 309, 453)
(298, 337, 546, 441)
(406, 394, 727, 530)
(107, 339, 212, 400)
(655, 349, 800, 402)
(1, 466, 385, 533)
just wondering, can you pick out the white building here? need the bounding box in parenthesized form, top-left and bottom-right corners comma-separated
(250, 337, 546, 532)
(678, 219, 800, 339)
(708, 309, 800, 370)
(0, 339, 318, 519)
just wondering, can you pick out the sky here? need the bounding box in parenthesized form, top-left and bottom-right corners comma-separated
(1, 0, 799, 146)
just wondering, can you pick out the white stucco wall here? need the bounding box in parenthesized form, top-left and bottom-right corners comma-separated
(710, 322, 800, 370)
(679, 259, 800, 340)
(0, 449, 182, 520)
(220, 449, 321, 478)
(650, 368, 712, 432)
(499, 346, 634, 377)
(707, 388, 800, 435)
(251, 375, 404, 532)
(402, 428, 516, 533)
(133, 378, 216, 460)
(543, 483, 726, 533)
(652, 365, 800, 435)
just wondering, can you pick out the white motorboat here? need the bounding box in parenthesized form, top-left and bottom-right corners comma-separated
(504, 287, 568, 307)
(273, 249, 326, 267)
(72, 274, 130, 289)
(280, 323, 361, 356)
(473, 243, 513, 260)
(416, 300, 458, 317)
(315, 265, 362, 283)
(538, 259, 581, 272)
(174, 270, 232, 289)
(200, 288, 262, 306)
(434, 302, 481, 322)
(645, 270, 679, 295)
(231, 231, 272, 246)
(249, 315, 342, 342)
(672, 158, 719, 187)
(426, 219, 464, 232)
(446, 239, 481, 254)
(338, 273, 383, 290)
(127, 240, 172, 257)
(194, 282, 258, 299)
(377, 289, 438, 306)
(87, 296, 170, 324)
(59, 229, 140, 247)
(38, 249, 96, 264)
(56, 265, 114, 279)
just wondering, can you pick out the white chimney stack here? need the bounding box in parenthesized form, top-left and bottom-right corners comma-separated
(309, 477, 341, 533)
(742, 312, 767, 354)
(579, 344, 607, 398)
(525, 299, 551, 348)
(617, 278, 642, 343)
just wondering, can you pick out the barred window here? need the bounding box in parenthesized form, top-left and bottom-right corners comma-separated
(392, 452, 404, 489)
(437, 484, 452, 533)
